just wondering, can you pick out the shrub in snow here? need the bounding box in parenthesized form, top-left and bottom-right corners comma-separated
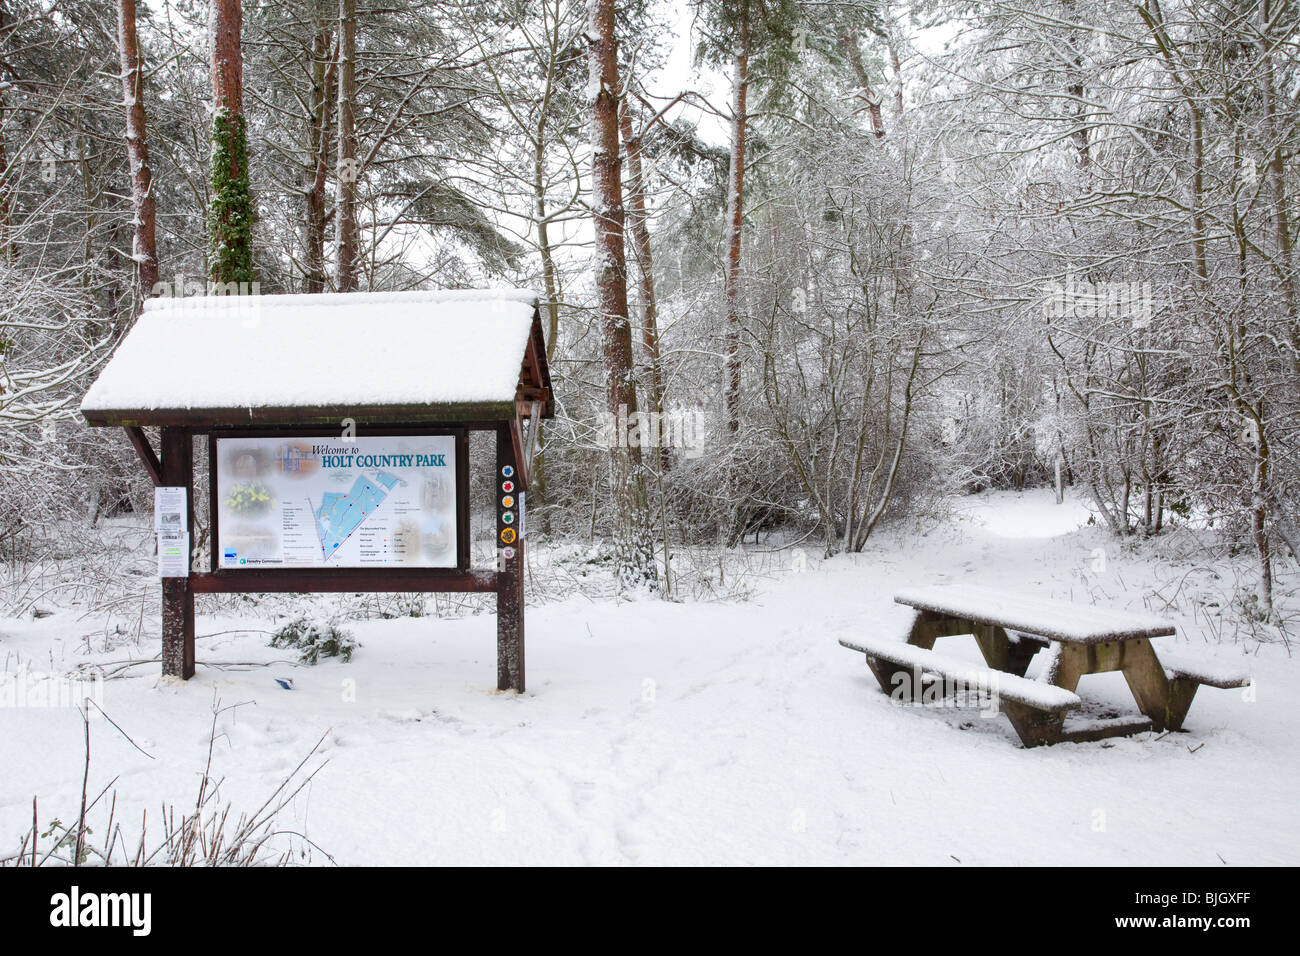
(1233, 590, 1273, 625)
(386, 593, 426, 618)
(270, 617, 357, 664)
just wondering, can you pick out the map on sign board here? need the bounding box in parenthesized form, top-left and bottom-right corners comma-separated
(214, 435, 456, 568)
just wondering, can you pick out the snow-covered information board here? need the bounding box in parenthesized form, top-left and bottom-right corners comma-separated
(214, 435, 457, 568)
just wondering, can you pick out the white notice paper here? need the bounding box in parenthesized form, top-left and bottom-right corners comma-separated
(518, 491, 525, 539)
(154, 486, 187, 533)
(158, 532, 189, 578)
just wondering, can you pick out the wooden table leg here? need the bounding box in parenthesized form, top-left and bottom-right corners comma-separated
(1042, 642, 1088, 694)
(972, 623, 1041, 677)
(863, 611, 929, 697)
(1001, 701, 1068, 747)
(863, 612, 971, 700)
(907, 611, 972, 649)
(903, 614, 1056, 742)
(1039, 639, 1172, 742)
(1118, 638, 1182, 731)
(876, 611, 983, 698)
(1163, 679, 1200, 732)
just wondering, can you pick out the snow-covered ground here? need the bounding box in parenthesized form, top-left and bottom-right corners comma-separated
(1, 490, 1295, 865)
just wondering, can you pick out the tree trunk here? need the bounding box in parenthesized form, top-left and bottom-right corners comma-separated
(841, 26, 885, 138)
(885, 13, 904, 117)
(587, 0, 657, 591)
(1252, 425, 1273, 617)
(531, 125, 560, 532)
(619, 94, 666, 441)
(534, 152, 561, 364)
(0, 7, 10, 264)
(723, 0, 749, 434)
(211, 0, 243, 118)
(1257, 0, 1300, 377)
(117, 0, 159, 300)
(208, 0, 253, 286)
(1064, 2, 1089, 170)
(335, 0, 359, 292)
(306, 12, 336, 294)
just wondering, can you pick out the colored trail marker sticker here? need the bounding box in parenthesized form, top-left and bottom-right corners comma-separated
(500, 528, 516, 544)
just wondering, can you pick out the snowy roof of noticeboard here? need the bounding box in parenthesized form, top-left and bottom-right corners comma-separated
(80, 289, 551, 427)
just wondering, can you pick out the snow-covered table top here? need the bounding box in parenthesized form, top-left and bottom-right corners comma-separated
(894, 584, 1177, 644)
(81, 289, 540, 424)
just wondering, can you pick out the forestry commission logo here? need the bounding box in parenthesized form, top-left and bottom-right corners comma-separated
(49, 887, 151, 936)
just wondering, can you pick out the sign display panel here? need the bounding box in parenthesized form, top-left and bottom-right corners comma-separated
(215, 435, 457, 568)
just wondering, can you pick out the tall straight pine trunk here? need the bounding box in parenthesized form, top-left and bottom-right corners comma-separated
(618, 95, 666, 440)
(335, 0, 359, 292)
(306, 5, 336, 294)
(588, 0, 657, 591)
(723, 0, 749, 435)
(530, 114, 561, 532)
(718, 1, 750, 547)
(0, 2, 11, 262)
(208, 0, 253, 286)
(117, 0, 159, 301)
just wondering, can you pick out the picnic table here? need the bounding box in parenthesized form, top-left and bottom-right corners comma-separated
(839, 584, 1251, 747)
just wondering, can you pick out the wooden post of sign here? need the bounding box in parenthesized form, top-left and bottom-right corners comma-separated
(160, 427, 195, 679)
(496, 426, 525, 692)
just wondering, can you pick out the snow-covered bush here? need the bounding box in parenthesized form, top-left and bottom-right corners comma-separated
(269, 617, 357, 664)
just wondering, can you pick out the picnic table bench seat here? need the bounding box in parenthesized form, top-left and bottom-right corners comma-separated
(838, 635, 1081, 713)
(1160, 653, 1252, 689)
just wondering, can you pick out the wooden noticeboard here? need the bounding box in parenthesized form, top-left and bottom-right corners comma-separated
(78, 290, 551, 694)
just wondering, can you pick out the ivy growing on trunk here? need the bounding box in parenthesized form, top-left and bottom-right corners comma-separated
(207, 107, 254, 286)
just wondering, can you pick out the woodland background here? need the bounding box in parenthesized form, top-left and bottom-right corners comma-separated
(0, 0, 1296, 619)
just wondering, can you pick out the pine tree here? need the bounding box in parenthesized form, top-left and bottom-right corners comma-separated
(588, 0, 658, 592)
(208, 0, 254, 287)
(334, 0, 358, 292)
(692, 0, 800, 434)
(117, 0, 159, 301)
